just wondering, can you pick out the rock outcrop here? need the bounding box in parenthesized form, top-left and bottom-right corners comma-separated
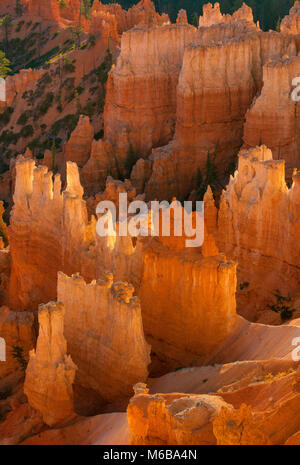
(0, 307, 35, 379)
(57, 272, 150, 402)
(104, 23, 197, 173)
(64, 116, 94, 168)
(139, 235, 237, 370)
(9, 157, 92, 310)
(127, 383, 233, 445)
(9, 157, 238, 375)
(280, 1, 300, 34)
(243, 55, 300, 177)
(217, 145, 300, 320)
(199, 2, 256, 29)
(24, 301, 77, 427)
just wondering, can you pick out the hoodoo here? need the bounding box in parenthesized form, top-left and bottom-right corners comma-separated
(1, 0, 300, 448)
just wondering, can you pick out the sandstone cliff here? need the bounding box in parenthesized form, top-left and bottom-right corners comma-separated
(145, 35, 260, 200)
(199, 2, 256, 29)
(9, 156, 239, 376)
(103, 22, 197, 173)
(24, 301, 77, 427)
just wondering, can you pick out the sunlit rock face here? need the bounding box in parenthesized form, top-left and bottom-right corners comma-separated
(8, 156, 140, 311)
(145, 34, 260, 201)
(280, 1, 300, 34)
(103, 4, 294, 202)
(217, 145, 300, 320)
(139, 236, 237, 371)
(127, 383, 234, 445)
(199, 2, 256, 29)
(104, 22, 197, 173)
(243, 55, 300, 177)
(128, 356, 300, 445)
(92, 0, 170, 35)
(57, 272, 150, 403)
(8, 156, 237, 373)
(24, 301, 77, 427)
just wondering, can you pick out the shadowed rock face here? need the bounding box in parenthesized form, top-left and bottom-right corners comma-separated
(5, 0, 300, 447)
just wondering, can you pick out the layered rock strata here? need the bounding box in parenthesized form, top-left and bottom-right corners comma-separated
(57, 272, 150, 402)
(24, 301, 77, 427)
(217, 145, 300, 320)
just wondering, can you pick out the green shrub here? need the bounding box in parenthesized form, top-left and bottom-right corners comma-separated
(50, 114, 79, 137)
(17, 110, 32, 126)
(268, 289, 296, 321)
(62, 57, 75, 73)
(0, 106, 13, 125)
(82, 101, 95, 117)
(37, 92, 54, 116)
(125, 144, 138, 177)
(20, 125, 34, 138)
(11, 345, 27, 371)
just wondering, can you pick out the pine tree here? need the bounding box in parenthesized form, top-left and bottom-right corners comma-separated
(0, 51, 11, 79)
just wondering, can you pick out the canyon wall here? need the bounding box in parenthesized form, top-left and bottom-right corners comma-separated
(103, 22, 197, 173)
(26, 0, 61, 22)
(145, 35, 261, 201)
(98, 1, 296, 202)
(8, 157, 94, 311)
(24, 301, 77, 427)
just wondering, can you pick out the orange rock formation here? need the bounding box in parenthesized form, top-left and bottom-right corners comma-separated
(64, 116, 94, 168)
(243, 55, 300, 176)
(217, 145, 300, 320)
(57, 271, 150, 402)
(24, 301, 77, 427)
(3, 0, 300, 447)
(0, 307, 35, 379)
